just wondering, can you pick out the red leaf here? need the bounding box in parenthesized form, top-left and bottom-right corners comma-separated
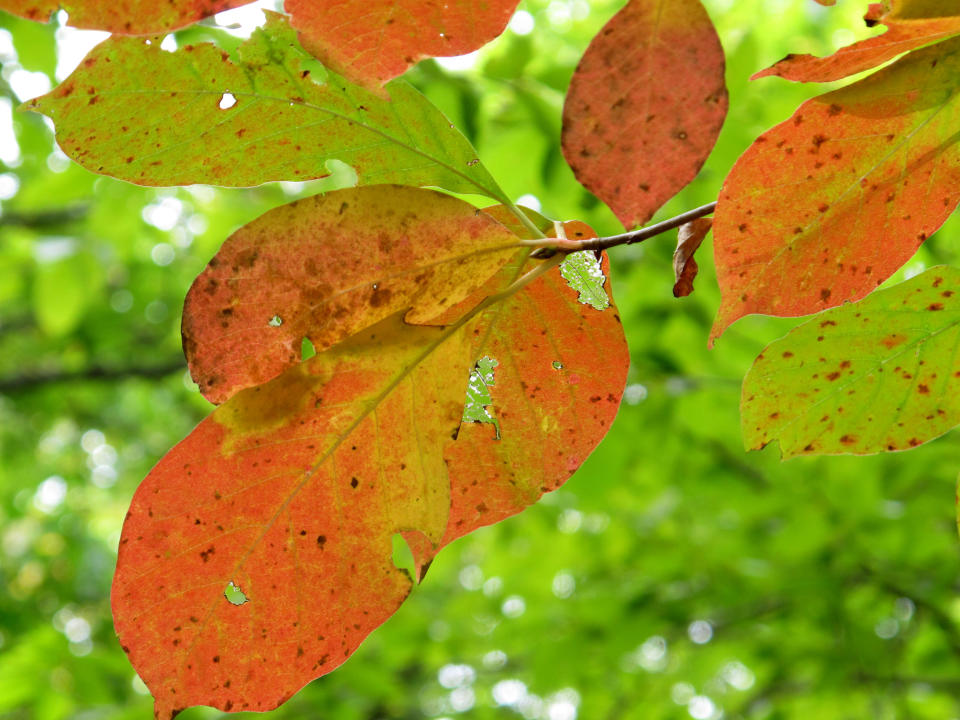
(710, 38, 960, 344)
(288, 0, 521, 88)
(183, 186, 524, 404)
(755, 0, 960, 83)
(561, 0, 727, 229)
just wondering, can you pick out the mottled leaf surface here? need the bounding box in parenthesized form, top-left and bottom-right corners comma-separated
(28, 13, 507, 201)
(742, 267, 960, 457)
(561, 0, 727, 229)
(114, 313, 476, 720)
(0, 0, 245, 33)
(755, 0, 960, 83)
(288, 0, 520, 88)
(711, 38, 960, 342)
(183, 186, 524, 404)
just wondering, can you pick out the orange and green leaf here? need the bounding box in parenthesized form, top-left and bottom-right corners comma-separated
(742, 267, 960, 457)
(115, 188, 629, 717)
(27, 13, 508, 202)
(711, 38, 960, 343)
(561, 0, 727, 229)
(183, 186, 527, 404)
(0, 0, 245, 34)
(755, 0, 960, 83)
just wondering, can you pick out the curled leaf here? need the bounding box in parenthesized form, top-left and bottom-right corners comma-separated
(561, 0, 727, 229)
(742, 267, 960, 457)
(672, 217, 712, 298)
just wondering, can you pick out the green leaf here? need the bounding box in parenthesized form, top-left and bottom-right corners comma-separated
(32, 251, 98, 336)
(27, 13, 509, 203)
(742, 266, 960, 457)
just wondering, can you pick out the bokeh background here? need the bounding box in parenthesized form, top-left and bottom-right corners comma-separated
(3, 1, 960, 718)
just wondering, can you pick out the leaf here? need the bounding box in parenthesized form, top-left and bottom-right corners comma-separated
(0, 0, 246, 33)
(288, 0, 521, 88)
(113, 313, 477, 720)
(27, 13, 508, 202)
(672, 217, 712, 298)
(114, 186, 629, 717)
(560, 0, 727, 229)
(183, 185, 526, 404)
(1, 0, 519, 88)
(755, 0, 960, 83)
(742, 267, 960, 458)
(710, 37, 960, 344)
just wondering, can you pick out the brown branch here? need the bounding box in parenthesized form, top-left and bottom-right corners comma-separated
(0, 204, 89, 229)
(585, 202, 717, 252)
(0, 360, 186, 393)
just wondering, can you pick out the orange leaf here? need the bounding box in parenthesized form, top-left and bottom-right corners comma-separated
(114, 313, 476, 719)
(710, 37, 960, 344)
(115, 190, 629, 717)
(0, 0, 246, 33)
(673, 217, 712, 298)
(183, 186, 525, 404)
(755, 0, 960, 83)
(561, 0, 727, 229)
(288, 0, 520, 89)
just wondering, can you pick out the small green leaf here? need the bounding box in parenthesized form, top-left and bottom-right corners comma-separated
(742, 266, 960, 457)
(560, 251, 609, 311)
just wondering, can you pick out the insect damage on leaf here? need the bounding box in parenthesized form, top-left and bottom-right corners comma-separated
(462, 356, 501, 439)
(560, 251, 610, 310)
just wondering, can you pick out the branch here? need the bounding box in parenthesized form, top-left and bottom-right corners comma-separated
(0, 204, 89, 228)
(586, 202, 717, 252)
(0, 360, 186, 393)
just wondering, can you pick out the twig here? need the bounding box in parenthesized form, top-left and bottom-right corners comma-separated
(0, 360, 185, 393)
(585, 202, 717, 252)
(0, 204, 89, 228)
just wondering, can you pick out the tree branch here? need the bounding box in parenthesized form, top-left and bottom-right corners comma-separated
(586, 202, 717, 252)
(0, 204, 89, 228)
(0, 360, 186, 393)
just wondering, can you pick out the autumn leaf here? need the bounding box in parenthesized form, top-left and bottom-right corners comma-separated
(27, 13, 509, 203)
(113, 313, 478, 720)
(710, 37, 960, 343)
(114, 185, 629, 716)
(561, 0, 727, 229)
(672, 217, 712, 298)
(288, 0, 521, 89)
(1, 0, 519, 88)
(755, 0, 960, 83)
(183, 185, 528, 404)
(0, 0, 245, 34)
(742, 267, 960, 458)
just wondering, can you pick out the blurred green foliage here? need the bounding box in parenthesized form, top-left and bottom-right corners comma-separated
(2, 1, 960, 719)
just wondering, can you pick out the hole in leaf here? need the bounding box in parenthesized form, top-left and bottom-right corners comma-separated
(224, 581, 248, 605)
(219, 92, 237, 110)
(391, 533, 416, 581)
(301, 336, 316, 361)
(560, 251, 610, 310)
(159, 34, 177, 52)
(552, 361, 564, 370)
(462, 356, 500, 439)
(268, 314, 283, 327)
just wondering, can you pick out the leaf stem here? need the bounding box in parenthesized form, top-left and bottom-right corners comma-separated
(505, 201, 548, 239)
